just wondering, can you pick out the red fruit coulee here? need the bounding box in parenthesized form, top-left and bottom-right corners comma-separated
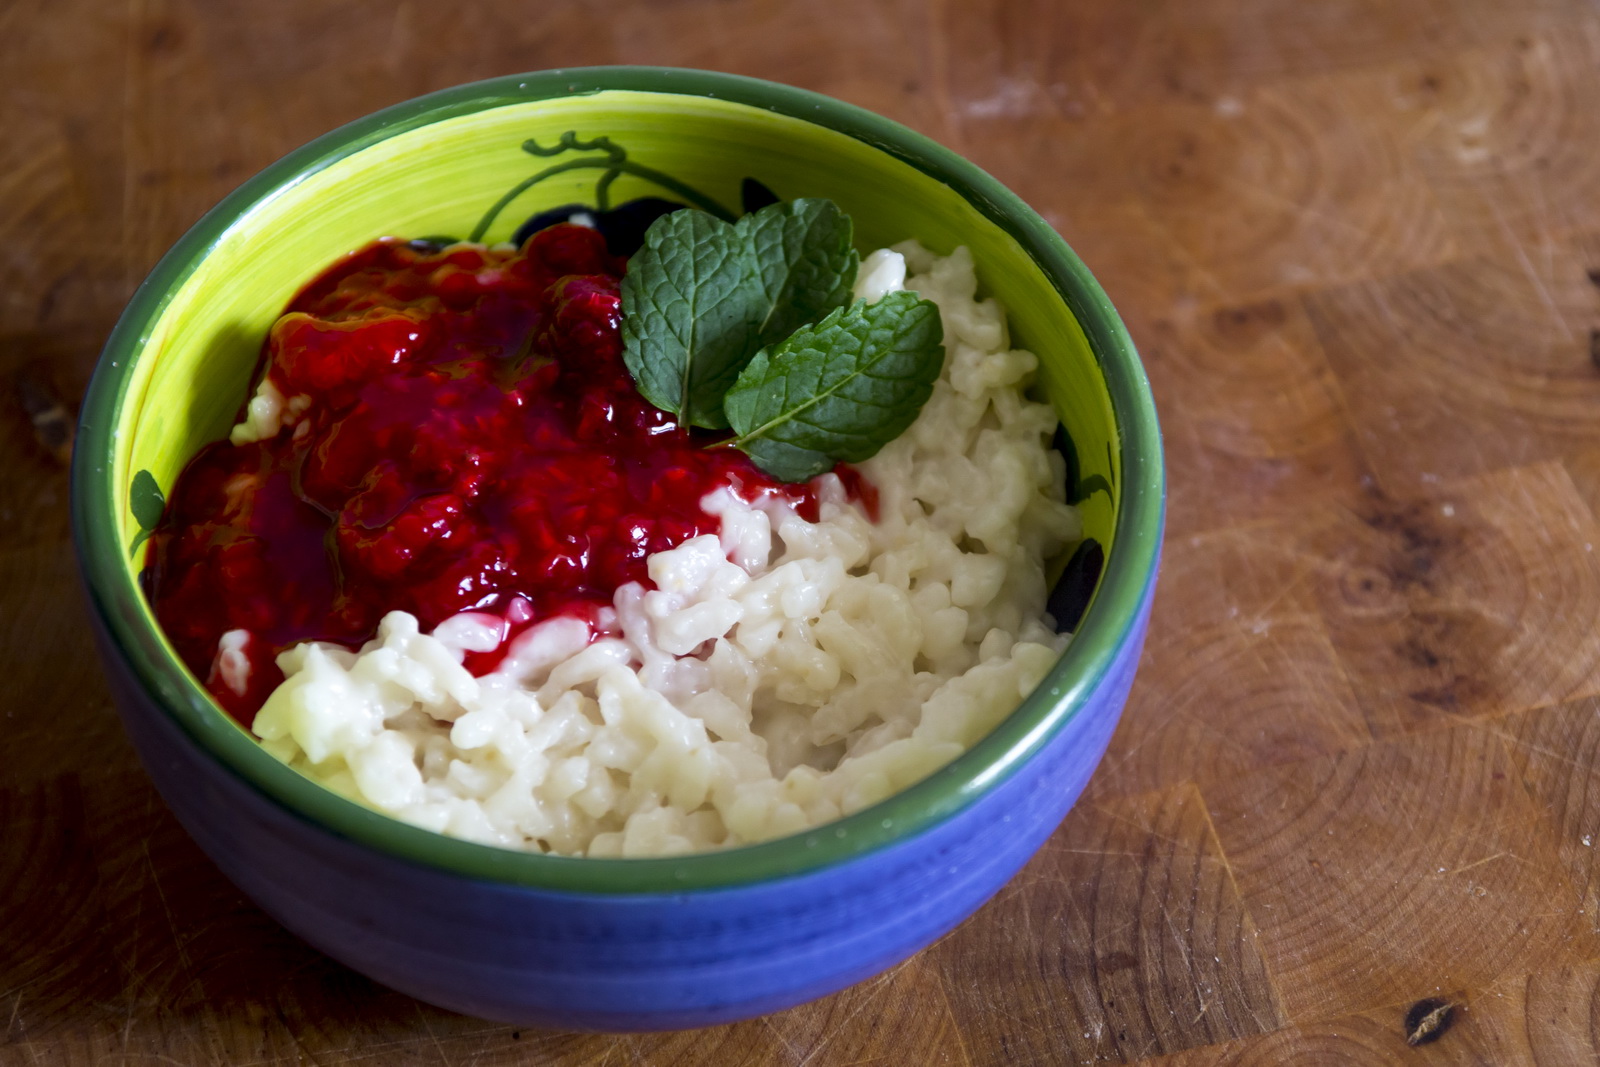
(145, 225, 866, 725)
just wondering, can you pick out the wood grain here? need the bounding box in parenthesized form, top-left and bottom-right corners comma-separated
(1499, 699, 1600, 932)
(1408, 26, 1600, 259)
(1305, 248, 1600, 495)
(1145, 958, 1600, 1065)
(13, 0, 1600, 1062)
(1142, 296, 1375, 534)
(1090, 518, 1368, 800)
(933, 783, 1284, 1063)
(1307, 463, 1600, 737)
(1204, 722, 1600, 1022)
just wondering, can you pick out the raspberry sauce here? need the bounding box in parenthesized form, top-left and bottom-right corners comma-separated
(144, 225, 856, 725)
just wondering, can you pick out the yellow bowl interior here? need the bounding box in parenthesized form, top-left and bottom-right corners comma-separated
(113, 91, 1119, 601)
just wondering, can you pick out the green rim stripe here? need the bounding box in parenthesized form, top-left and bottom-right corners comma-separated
(73, 67, 1164, 894)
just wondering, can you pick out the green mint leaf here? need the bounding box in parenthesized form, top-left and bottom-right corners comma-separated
(621, 210, 764, 428)
(724, 291, 945, 483)
(740, 198, 859, 347)
(621, 199, 859, 431)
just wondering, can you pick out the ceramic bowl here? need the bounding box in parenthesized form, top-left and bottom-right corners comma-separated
(72, 67, 1164, 1030)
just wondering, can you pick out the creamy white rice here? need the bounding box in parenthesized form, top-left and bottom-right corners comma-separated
(243, 240, 1083, 856)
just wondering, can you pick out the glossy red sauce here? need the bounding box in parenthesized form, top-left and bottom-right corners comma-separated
(144, 224, 866, 725)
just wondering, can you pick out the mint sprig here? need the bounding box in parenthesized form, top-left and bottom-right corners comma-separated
(723, 293, 945, 482)
(621, 199, 858, 429)
(620, 197, 946, 483)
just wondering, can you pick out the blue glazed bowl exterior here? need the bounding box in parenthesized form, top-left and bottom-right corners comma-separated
(93, 583, 1153, 1029)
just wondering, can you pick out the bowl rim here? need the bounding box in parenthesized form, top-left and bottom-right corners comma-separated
(72, 65, 1165, 893)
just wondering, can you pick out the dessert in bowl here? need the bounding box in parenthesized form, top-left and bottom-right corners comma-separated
(72, 67, 1163, 1029)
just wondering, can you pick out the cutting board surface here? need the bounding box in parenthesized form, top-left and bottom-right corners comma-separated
(8, 1, 1600, 1063)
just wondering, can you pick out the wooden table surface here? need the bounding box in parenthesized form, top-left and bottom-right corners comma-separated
(9, 1, 1600, 1063)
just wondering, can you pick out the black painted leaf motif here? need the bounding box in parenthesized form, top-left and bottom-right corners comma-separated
(131, 469, 164, 530)
(1051, 425, 1112, 505)
(1052, 424, 1080, 503)
(129, 468, 164, 558)
(408, 236, 462, 253)
(1047, 538, 1104, 633)
(741, 177, 781, 214)
(1074, 474, 1113, 505)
